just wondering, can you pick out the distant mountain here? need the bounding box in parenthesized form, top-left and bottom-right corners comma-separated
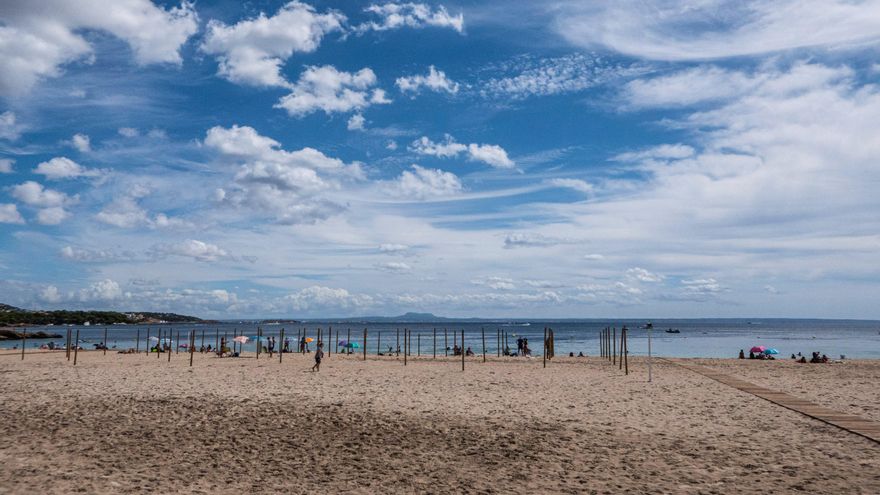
(0, 305, 202, 326)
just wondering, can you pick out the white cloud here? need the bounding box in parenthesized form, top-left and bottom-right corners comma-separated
(472, 276, 516, 290)
(613, 144, 696, 162)
(503, 233, 563, 249)
(118, 127, 139, 138)
(680, 278, 726, 298)
(396, 65, 459, 95)
(0, 158, 13, 173)
(70, 133, 91, 152)
(481, 54, 646, 100)
(347, 113, 366, 131)
(205, 125, 364, 224)
(583, 254, 605, 261)
(150, 239, 234, 262)
(275, 66, 390, 117)
(36, 207, 69, 225)
(201, 2, 344, 88)
(376, 261, 412, 273)
(545, 178, 594, 194)
(385, 140, 398, 150)
(410, 134, 514, 168)
(379, 243, 409, 253)
(358, 3, 464, 33)
(282, 285, 373, 312)
(95, 188, 188, 229)
(34, 157, 103, 180)
(466, 143, 514, 169)
(61, 246, 131, 262)
(626, 267, 663, 283)
(41, 285, 63, 303)
(0, 111, 23, 140)
(385, 164, 462, 199)
(0, 0, 197, 95)
(78, 279, 124, 302)
(553, 0, 880, 60)
(0, 204, 24, 224)
(11, 181, 76, 208)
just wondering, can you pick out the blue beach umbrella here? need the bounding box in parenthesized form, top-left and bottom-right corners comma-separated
(763, 348, 779, 355)
(346, 342, 360, 349)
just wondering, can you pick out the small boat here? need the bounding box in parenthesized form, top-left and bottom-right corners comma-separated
(665, 328, 680, 334)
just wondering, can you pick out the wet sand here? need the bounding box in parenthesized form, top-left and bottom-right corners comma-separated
(0, 351, 878, 494)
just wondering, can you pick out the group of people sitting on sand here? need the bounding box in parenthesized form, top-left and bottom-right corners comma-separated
(791, 351, 829, 364)
(740, 349, 776, 360)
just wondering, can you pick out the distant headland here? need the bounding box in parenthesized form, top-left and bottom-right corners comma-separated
(0, 303, 203, 328)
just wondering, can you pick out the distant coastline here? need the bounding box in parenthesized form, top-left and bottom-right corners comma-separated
(0, 303, 203, 328)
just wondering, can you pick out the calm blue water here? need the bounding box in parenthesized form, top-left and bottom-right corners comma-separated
(4, 319, 880, 359)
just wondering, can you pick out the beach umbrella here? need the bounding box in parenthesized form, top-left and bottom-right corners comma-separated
(763, 348, 779, 355)
(233, 336, 249, 344)
(346, 342, 360, 349)
(338, 340, 348, 347)
(750, 346, 766, 353)
(305, 337, 314, 343)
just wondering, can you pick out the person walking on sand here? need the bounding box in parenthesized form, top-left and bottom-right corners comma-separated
(312, 343, 324, 372)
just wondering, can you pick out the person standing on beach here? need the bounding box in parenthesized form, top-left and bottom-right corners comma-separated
(312, 343, 324, 372)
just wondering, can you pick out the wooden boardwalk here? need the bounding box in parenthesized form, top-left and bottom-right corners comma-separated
(667, 359, 880, 445)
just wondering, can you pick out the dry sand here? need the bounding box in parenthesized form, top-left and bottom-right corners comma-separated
(1, 351, 878, 494)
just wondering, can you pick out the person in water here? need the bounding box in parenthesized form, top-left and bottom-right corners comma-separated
(312, 343, 324, 372)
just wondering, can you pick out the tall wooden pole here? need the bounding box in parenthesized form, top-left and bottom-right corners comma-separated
(481, 327, 486, 363)
(73, 329, 79, 365)
(279, 328, 284, 363)
(21, 327, 26, 360)
(189, 330, 195, 367)
(612, 328, 617, 365)
(66, 328, 71, 361)
(623, 327, 629, 375)
(256, 326, 261, 360)
(433, 328, 436, 359)
(136, 328, 140, 354)
(403, 329, 407, 366)
(176, 330, 180, 354)
(444, 329, 448, 357)
(543, 327, 547, 368)
(461, 330, 465, 371)
(157, 328, 162, 359)
(201, 329, 205, 351)
(377, 331, 381, 355)
(103, 327, 108, 356)
(396, 328, 400, 355)
(417, 333, 421, 357)
(363, 328, 367, 361)
(168, 330, 172, 362)
(619, 327, 625, 370)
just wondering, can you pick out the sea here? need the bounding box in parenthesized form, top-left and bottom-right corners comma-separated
(4, 318, 880, 359)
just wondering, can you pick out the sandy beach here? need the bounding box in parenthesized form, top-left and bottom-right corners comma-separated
(1, 351, 878, 494)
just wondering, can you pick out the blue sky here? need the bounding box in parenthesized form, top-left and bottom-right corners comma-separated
(2, 0, 880, 318)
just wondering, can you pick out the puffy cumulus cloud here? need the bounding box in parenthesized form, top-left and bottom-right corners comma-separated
(680, 278, 727, 299)
(281, 286, 374, 312)
(78, 279, 125, 302)
(149, 239, 236, 262)
(553, 0, 880, 61)
(0, 0, 197, 95)
(396, 65, 459, 95)
(70, 133, 91, 153)
(201, 2, 344, 88)
(626, 267, 663, 283)
(118, 127, 139, 138)
(481, 54, 646, 100)
(205, 125, 364, 224)
(0, 111, 23, 140)
(410, 134, 514, 168)
(34, 157, 104, 180)
(10, 181, 76, 207)
(0, 203, 25, 224)
(36, 207, 69, 225)
(347, 113, 366, 131)
(274, 66, 390, 117)
(357, 3, 463, 33)
(40, 285, 63, 303)
(385, 164, 462, 199)
(0, 158, 13, 173)
(544, 178, 594, 195)
(95, 187, 189, 229)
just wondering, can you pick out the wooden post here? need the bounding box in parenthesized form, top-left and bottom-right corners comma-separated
(433, 328, 436, 359)
(103, 327, 107, 356)
(377, 331, 381, 356)
(417, 333, 421, 357)
(347, 328, 351, 355)
(73, 329, 79, 365)
(189, 330, 195, 367)
(619, 327, 625, 370)
(256, 326, 261, 360)
(623, 327, 629, 375)
(66, 328, 71, 361)
(612, 328, 617, 365)
(280, 328, 284, 364)
(403, 329, 407, 366)
(453, 330, 457, 352)
(543, 327, 547, 369)
(363, 328, 367, 361)
(215, 328, 219, 353)
(201, 329, 205, 351)
(482, 327, 486, 363)
(157, 329, 162, 359)
(461, 330, 465, 371)
(396, 328, 400, 355)
(444, 328, 448, 357)
(21, 327, 26, 360)
(136, 328, 140, 354)
(168, 330, 172, 362)
(497, 328, 500, 357)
